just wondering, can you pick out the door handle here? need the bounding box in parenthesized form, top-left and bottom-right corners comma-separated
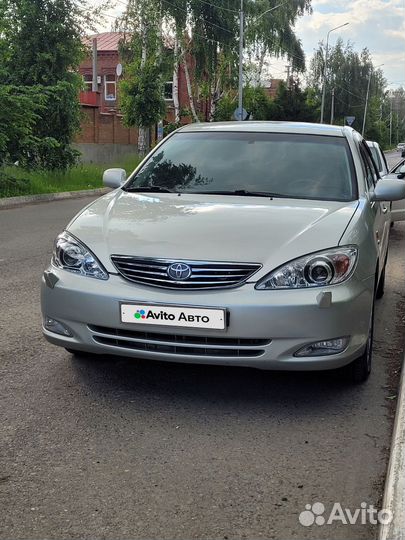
(382, 206, 388, 214)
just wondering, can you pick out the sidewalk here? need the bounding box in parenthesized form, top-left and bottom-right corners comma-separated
(0, 187, 109, 210)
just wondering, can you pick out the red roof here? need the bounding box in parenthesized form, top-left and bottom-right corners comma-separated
(83, 32, 129, 52)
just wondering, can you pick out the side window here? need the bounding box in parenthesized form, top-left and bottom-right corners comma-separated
(359, 146, 375, 190)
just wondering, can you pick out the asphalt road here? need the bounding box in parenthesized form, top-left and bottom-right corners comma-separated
(385, 150, 402, 170)
(1, 196, 405, 540)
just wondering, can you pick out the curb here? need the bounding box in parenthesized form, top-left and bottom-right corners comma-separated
(379, 360, 405, 540)
(0, 187, 109, 210)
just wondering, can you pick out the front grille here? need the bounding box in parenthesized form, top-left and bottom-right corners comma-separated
(89, 325, 270, 358)
(110, 256, 262, 290)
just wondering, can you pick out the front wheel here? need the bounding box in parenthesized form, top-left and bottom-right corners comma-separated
(346, 297, 375, 384)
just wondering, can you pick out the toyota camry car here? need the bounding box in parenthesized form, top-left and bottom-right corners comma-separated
(367, 140, 389, 176)
(382, 158, 405, 221)
(41, 122, 405, 383)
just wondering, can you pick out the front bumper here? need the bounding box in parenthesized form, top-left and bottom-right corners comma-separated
(41, 267, 374, 370)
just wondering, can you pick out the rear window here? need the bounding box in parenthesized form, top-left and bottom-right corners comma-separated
(127, 132, 356, 201)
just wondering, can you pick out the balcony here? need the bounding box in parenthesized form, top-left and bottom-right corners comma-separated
(79, 91, 99, 107)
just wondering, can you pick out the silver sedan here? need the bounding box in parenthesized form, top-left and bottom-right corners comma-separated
(41, 122, 405, 383)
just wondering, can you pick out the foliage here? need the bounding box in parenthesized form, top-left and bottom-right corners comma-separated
(0, 86, 44, 165)
(118, 0, 167, 153)
(387, 87, 405, 148)
(2, 0, 87, 86)
(213, 81, 315, 122)
(272, 81, 318, 122)
(0, 0, 93, 169)
(308, 40, 385, 130)
(120, 62, 166, 128)
(0, 171, 32, 197)
(213, 86, 276, 121)
(213, 94, 238, 121)
(244, 86, 277, 119)
(156, 0, 313, 120)
(307, 39, 405, 147)
(0, 155, 141, 198)
(244, 0, 311, 77)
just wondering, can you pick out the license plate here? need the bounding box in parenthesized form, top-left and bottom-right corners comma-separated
(120, 303, 226, 330)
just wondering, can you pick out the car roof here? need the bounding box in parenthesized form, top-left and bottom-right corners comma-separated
(177, 121, 351, 137)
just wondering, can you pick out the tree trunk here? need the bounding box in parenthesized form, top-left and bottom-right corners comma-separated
(138, 19, 149, 155)
(138, 126, 148, 156)
(181, 44, 199, 123)
(172, 35, 180, 124)
(210, 76, 222, 121)
(257, 46, 267, 86)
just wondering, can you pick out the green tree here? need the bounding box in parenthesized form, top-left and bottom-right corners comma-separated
(245, 0, 311, 81)
(119, 0, 166, 155)
(1, 0, 90, 168)
(308, 39, 387, 142)
(0, 86, 45, 165)
(272, 80, 317, 122)
(213, 85, 277, 120)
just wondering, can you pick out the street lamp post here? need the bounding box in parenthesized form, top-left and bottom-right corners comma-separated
(320, 22, 349, 124)
(237, 0, 244, 118)
(237, 1, 285, 120)
(362, 63, 384, 137)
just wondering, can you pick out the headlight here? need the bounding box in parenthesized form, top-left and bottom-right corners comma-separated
(52, 231, 108, 280)
(255, 246, 358, 290)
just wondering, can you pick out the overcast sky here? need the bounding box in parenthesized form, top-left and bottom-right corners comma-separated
(98, 0, 405, 89)
(292, 0, 405, 89)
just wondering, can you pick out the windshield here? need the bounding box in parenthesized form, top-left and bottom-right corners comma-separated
(126, 132, 356, 201)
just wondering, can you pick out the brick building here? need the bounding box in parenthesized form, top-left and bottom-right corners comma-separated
(264, 79, 283, 99)
(76, 32, 192, 150)
(75, 33, 285, 160)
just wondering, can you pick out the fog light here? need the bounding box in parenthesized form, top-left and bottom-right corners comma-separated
(44, 317, 73, 337)
(294, 337, 349, 357)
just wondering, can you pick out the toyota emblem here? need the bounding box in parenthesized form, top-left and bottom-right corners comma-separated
(167, 262, 192, 281)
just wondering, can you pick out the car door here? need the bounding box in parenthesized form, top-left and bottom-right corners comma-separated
(384, 160, 405, 222)
(359, 141, 390, 266)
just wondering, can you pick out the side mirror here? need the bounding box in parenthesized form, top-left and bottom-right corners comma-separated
(372, 178, 405, 202)
(103, 168, 127, 189)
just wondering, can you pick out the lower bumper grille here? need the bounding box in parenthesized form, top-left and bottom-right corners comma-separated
(89, 325, 269, 358)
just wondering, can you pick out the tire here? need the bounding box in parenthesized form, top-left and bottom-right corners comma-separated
(346, 296, 375, 384)
(376, 258, 387, 300)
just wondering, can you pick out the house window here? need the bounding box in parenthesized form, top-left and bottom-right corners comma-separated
(83, 73, 93, 91)
(104, 74, 117, 101)
(164, 81, 173, 101)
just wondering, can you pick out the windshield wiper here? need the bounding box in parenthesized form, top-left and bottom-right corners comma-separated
(123, 186, 175, 193)
(195, 189, 288, 198)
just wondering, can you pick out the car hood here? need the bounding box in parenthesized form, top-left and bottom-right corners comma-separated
(67, 190, 359, 277)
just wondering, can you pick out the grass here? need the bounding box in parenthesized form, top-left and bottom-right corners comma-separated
(0, 155, 141, 198)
